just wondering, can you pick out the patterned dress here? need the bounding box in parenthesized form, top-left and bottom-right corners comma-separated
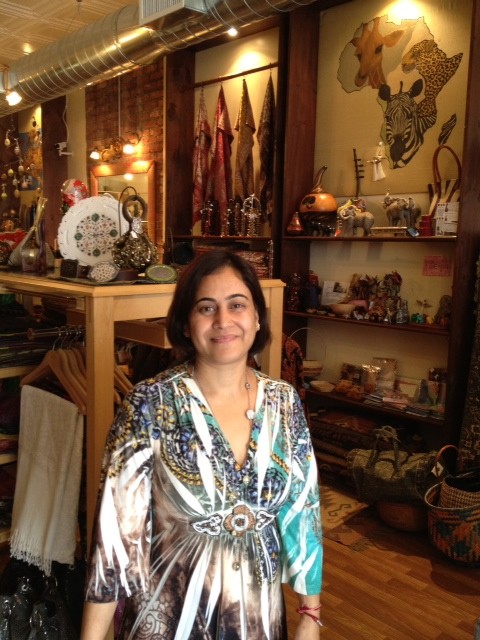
(85, 363, 322, 640)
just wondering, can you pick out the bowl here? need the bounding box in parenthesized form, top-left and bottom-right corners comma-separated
(329, 302, 355, 317)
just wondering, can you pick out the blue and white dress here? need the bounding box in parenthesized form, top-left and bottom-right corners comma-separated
(85, 363, 322, 640)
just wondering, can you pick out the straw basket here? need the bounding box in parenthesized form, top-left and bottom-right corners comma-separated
(377, 500, 428, 532)
(424, 483, 480, 565)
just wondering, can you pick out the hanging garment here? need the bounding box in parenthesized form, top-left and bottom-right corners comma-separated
(234, 79, 256, 201)
(10, 385, 84, 575)
(192, 88, 212, 226)
(206, 86, 234, 225)
(257, 75, 276, 222)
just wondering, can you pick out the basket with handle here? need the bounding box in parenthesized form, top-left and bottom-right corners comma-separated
(424, 445, 480, 565)
(435, 445, 480, 509)
(424, 483, 480, 565)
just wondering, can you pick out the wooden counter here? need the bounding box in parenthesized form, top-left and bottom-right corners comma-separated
(0, 272, 285, 543)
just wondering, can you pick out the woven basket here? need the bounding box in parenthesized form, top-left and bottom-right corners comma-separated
(376, 500, 427, 532)
(434, 444, 480, 509)
(439, 475, 480, 509)
(424, 483, 480, 565)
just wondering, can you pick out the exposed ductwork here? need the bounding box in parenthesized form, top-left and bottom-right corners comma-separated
(0, 0, 318, 118)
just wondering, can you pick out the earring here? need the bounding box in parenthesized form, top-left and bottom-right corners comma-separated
(256, 322, 260, 331)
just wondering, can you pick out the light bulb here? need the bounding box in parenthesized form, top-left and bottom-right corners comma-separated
(5, 90, 22, 106)
(122, 142, 135, 155)
(89, 148, 100, 160)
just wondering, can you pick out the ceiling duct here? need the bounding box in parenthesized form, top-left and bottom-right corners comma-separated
(139, 0, 208, 29)
(0, 0, 319, 117)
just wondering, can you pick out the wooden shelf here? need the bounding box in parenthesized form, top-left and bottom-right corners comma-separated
(282, 235, 457, 242)
(307, 388, 444, 428)
(174, 235, 272, 241)
(0, 365, 36, 379)
(284, 311, 449, 336)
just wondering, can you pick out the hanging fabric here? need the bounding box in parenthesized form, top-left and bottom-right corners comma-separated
(10, 385, 84, 575)
(192, 87, 212, 226)
(257, 74, 276, 222)
(206, 86, 234, 229)
(234, 78, 256, 202)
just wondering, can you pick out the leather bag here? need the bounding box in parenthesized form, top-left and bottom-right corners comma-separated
(346, 426, 437, 505)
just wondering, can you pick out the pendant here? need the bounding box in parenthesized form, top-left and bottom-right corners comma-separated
(232, 561, 241, 571)
(246, 409, 255, 420)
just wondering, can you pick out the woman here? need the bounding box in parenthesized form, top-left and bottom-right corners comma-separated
(81, 250, 323, 639)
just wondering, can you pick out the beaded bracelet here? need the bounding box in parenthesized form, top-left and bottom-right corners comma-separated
(297, 605, 323, 627)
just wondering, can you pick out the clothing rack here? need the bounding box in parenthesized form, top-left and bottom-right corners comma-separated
(194, 61, 278, 88)
(26, 325, 85, 342)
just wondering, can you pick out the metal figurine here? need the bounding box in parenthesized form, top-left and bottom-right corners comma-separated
(242, 194, 261, 237)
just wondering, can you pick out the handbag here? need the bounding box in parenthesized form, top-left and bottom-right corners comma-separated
(346, 426, 437, 505)
(427, 145, 462, 231)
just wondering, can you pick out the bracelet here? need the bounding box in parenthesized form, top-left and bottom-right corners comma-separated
(297, 605, 323, 627)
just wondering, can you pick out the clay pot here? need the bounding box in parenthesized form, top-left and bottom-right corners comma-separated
(299, 166, 338, 214)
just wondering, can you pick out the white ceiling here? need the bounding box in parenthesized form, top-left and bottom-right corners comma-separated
(0, 0, 137, 69)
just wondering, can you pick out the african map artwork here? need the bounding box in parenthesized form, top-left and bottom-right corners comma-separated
(337, 15, 463, 168)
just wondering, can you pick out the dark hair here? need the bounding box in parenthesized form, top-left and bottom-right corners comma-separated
(166, 250, 272, 361)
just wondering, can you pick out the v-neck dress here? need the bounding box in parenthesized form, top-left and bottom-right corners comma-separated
(85, 363, 322, 640)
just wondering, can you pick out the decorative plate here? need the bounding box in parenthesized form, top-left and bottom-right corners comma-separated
(57, 195, 129, 266)
(145, 263, 177, 283)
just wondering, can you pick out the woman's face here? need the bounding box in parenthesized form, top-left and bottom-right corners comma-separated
(186, 266, 259, 367)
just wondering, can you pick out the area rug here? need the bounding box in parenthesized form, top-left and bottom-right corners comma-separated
(320, 483, 390, 551)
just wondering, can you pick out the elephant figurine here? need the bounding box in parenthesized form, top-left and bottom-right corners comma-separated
(337, 199, 375, 236)
(384, 194, 421, 228)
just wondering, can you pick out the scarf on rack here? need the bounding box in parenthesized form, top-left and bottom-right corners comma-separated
(10, 385, 84, 575)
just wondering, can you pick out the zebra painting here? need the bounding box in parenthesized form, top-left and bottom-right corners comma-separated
(378, 79, 436, 168)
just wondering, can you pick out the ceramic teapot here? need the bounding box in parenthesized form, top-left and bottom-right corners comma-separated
(299, 166, 338, 213)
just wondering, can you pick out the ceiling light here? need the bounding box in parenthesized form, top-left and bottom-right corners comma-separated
(1, 66, 23, 106)
(6, 91, 22, 106)
(122, 142, 135, 155)
(227, 27, 238, 37)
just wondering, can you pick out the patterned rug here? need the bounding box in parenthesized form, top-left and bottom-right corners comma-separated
(320, 483, 390, 551)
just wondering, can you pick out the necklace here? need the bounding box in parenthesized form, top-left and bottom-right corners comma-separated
(245, 380, 255, 421)
(191, 365, 255, 421)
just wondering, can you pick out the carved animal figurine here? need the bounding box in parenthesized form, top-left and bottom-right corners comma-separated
(337, 200, 374, 236)
(385, 197, 409, 226)
(350, 17, 405, 89)
(384, 195, 421, 227)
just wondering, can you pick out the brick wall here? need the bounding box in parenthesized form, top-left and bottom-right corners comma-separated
(85, 59, 165, 242)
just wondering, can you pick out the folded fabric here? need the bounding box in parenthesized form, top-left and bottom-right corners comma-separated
(10, 385, 84, 575)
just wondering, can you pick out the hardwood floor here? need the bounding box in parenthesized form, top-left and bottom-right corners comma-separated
(284, 484, 480, 640)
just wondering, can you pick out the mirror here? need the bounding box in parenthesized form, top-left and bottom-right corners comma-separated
(90, 160, 156, 243)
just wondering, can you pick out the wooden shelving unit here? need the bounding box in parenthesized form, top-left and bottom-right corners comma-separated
(276, 4, 480, 449)
(0, 272, 285, 548)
